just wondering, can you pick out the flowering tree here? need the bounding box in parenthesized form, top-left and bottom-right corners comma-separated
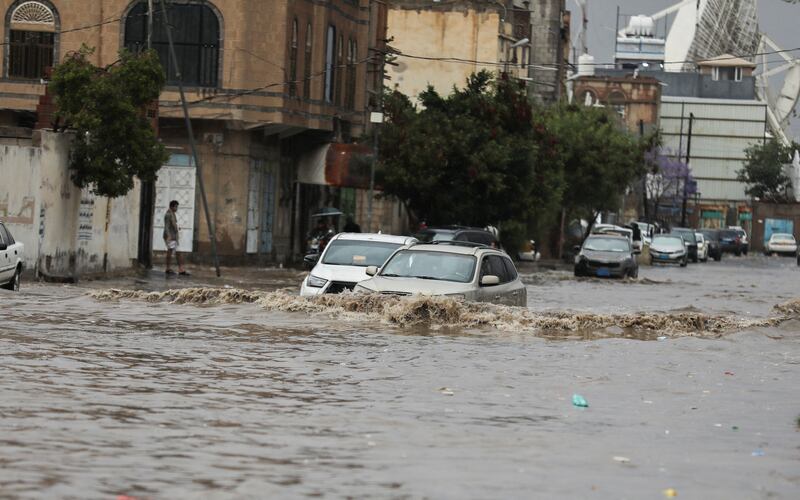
(644, 147, 695, 221)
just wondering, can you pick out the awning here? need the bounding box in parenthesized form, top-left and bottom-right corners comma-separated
(296, 143, 374, 189)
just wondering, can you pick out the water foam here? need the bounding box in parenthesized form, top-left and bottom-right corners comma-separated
(90, 288, 793, 338)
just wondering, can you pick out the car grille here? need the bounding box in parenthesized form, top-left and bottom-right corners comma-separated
(587, 260, 620, 268)
(325, 281, 357, 294)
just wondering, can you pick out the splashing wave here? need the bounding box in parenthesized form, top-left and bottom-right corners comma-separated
(90, 287, 796, 338)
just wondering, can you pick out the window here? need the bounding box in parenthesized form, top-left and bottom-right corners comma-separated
(124, 1, 220, 88)
(289, 19, 298, 97)
(711, 66, 743, 82)
(7, 1, 57, 79)
(303, 22, 312, 98)
(346, 39, 357, 109)
(335, 34, 344, 106)
(607, 91, 627, 119)
(324, 25, 336, 103)
(480, 255, 511, 284)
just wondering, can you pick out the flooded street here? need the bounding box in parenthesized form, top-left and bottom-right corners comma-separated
(2, 257, 799, 499)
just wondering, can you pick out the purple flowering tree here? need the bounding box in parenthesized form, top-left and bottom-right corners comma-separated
(644, 147, 695, 221)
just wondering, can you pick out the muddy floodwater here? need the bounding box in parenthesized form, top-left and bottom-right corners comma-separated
(2, 256, 800, 499)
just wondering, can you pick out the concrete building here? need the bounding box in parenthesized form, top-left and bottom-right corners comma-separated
(385, 1, 566, 103)
(0, 0, 401, 267)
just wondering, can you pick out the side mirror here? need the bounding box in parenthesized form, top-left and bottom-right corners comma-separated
(303, 253, 319, 269)
(572, 245, 581, 253)
(365, 265, 378, 276)
(480, 275, 500, 286)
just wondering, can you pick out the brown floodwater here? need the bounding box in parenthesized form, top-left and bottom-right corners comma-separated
(1, 256, 799, 499)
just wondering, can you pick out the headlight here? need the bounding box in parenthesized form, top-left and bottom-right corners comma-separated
(306, 274, 327, 288)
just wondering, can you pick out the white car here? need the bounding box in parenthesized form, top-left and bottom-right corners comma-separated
(300, 233, 417, 296)
(695, 232, 709, 262)
(764, 233, 797, 256)
(0, 221, 24, 291)
(354, 242, 527, 306)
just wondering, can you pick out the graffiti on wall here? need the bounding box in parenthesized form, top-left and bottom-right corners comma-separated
(0, 194, 35, 225)
(78, 190, 95, 242)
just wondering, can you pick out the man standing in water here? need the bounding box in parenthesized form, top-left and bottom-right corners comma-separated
(164, 200, 188, 276)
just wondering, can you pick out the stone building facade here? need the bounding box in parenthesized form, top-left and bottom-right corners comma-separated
(0, 0, 402, 266)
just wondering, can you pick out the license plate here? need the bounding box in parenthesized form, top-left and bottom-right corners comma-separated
(597, 268, 611, 277)
(657, 254, 669, 260)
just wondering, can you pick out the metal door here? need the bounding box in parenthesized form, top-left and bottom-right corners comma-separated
(763, 218, 794, 246)
(245, 162, 261, 254)
(259, 168, 275, 254)
(152, 154, 196, 253)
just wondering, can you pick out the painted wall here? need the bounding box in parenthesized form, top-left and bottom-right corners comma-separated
(0, 130, 140, 278)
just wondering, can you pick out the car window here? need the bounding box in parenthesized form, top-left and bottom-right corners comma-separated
(321, 240, 402, 267)
(501, 257, 518, 281)
(671, 230, 696, 244)
(0, 224, 6, 246)
(380, 250, 476, 283)
(652, 236, 684, 250)
(480, 255, 511, 283)
(459, 231, 495, 246)
(583, 237, 630, 252)
(1, 224, 14, 246)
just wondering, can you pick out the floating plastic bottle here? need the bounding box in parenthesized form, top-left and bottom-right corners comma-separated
(572, 394, 589, 407)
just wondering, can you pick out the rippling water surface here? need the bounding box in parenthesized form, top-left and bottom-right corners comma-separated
(2, 258, 800, 499)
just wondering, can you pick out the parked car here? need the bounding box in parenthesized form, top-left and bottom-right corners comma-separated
(0, 221, 24, 291)
(698, 229, 723, 261)
(300, 233, 417, 296)
(649, 235, 688, 267)
(414, 226, 500, 248)
(728, 226, 749, 255)
(718, 229, 743, 256)
(764, 233, 798, 256)
(354, 242, 526, 306)
(592, 224, 640, 254)
(574, 234, 638, 278)
(631, 221, 655, 246)
(669, 228, 699, 262)
(695, 232, 709, 262)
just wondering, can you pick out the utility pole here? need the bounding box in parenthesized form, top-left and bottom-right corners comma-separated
(681, 112, 694, 227)
(158, 0, 221, 277)
(147, 0, 154, 49)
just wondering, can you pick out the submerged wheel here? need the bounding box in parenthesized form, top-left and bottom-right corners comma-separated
(1, 267, 20, 291)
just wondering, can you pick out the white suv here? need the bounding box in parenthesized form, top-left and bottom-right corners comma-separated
(0, 222, 24, 291)
(300, 233, 417, 296)
(355, 242, 527, 306)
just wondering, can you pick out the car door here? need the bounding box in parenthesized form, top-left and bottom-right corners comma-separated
(477, 254, 515, 304)
(501, 256, 526, 306)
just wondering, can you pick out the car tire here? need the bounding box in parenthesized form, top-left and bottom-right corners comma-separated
(1, 267, 20, 291)
(630, 267, 639, 279)
(680, 258, 687, 267)
(714, 254, 721, 262)
(574, 269, 583, 278)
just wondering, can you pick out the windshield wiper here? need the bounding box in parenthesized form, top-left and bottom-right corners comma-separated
(414, 275, 441, 280)
(381, 273, 403, 277)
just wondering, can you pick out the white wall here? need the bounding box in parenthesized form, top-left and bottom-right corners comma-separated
(0, 131, 140, 278)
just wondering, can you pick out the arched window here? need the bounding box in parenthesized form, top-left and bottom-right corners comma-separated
(124, 1, 221, 88)
(335, 34, 343, 106)
(303, 22, 312, 98)
(6, 1, 58, 79)
(289, 19, 298, 97)
(324, 25, 336, 103)
(346, 39, 357, 110)
(607, 90, 627, 118)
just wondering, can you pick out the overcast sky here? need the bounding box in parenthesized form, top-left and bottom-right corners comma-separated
(568, 0, 800, 141)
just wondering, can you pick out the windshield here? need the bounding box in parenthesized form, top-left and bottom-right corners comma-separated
(771, 233, 796, 242)
(380, 250, 477, 283)
(700, 230, 718, 241)
(652, 236, 684, 250)
(322, 240, 402, 267)
(414, 231, 454, 243)
(671, 229, 696, 244)
(695, 233, 704, 243)
(583, 237, 630, 252)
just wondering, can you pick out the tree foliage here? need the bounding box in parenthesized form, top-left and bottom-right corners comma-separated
(378, 72, 650, 251)
(737, 138, 798, 202)
(50, 46, 168, 198)
(644, 147, 695, 218)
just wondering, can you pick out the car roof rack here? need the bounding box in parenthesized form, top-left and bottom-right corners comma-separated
(420, 240, 490, 248)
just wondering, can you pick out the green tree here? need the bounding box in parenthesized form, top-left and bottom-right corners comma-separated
(737, 138, 797, 202)
(378, 72, 562, 236)
(542, 104, 650, 231)
(50, 47, 168, 198)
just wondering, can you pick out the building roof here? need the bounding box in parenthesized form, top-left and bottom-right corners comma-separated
(696, 54, 756, 68)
